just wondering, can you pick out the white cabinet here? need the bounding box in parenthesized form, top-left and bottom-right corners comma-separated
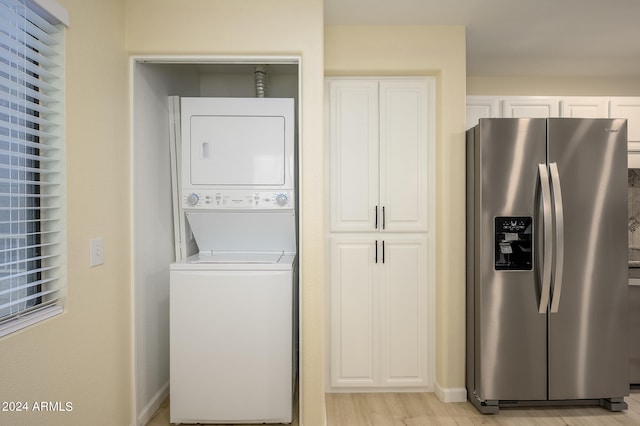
(466, 96, 500, 129)
(560, 97, 609, 118)
(467, 96, 640, 142)
(328, 78, 433, 233)
(328, 80, 379, 232)
(501, 97, 560, 118)
(329, 236, 429, 388)
(611, 98, 640, 143)
(326, 77, 435, 391)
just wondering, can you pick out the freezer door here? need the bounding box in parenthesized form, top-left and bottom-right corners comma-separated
(547, 118, 629, 400)
(474, 118, 548, 401)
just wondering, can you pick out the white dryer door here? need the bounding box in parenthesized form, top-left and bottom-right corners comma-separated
(190, 115, 285, 186)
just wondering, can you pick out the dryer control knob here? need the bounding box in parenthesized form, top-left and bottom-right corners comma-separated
(275, 193, 288, 206)
(186, 193, 199, 206)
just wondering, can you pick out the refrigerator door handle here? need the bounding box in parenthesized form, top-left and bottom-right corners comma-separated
(549, 162, 565, 313)
(538, 164, 553, 314)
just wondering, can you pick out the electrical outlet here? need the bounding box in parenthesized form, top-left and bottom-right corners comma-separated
(90, 238, 104, 267)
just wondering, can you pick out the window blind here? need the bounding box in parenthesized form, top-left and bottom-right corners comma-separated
(0, 0, 66, 334)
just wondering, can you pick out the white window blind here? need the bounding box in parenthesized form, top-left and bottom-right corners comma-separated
(0, 0, 66, 336)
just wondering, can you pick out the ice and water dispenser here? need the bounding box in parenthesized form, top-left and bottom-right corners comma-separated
(494, 216, 533, 271)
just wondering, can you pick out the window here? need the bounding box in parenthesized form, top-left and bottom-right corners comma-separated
(0, 0, 68, 337)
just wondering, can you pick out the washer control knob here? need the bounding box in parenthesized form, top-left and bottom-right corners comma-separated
(275, 193, 288, 206)
(186, 193, 199, 206)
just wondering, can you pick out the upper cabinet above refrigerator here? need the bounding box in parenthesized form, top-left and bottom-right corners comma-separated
(501, 97, 560, 118)
(611, 98, 640, 145)
(467, 96, 640, 146)
(327, 78, 435, 233)
(560, 97, 609, 118)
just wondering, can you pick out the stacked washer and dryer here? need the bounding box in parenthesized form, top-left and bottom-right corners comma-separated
(169, 97, 298, 424)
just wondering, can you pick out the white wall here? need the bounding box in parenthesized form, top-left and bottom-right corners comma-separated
(0, 1, 134, 425)
(125, 5, 326, 422)
(131, 62, 200, 424)
(324, 25, 468, 399)
(199, 64, 299, 99)
(467, 76, 640, 96)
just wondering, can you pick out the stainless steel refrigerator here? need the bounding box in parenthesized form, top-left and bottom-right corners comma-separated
(466, 118, 629, 414)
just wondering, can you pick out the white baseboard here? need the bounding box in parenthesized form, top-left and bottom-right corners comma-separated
(137, 380, 169, 426)
(434, 381, 467, 403)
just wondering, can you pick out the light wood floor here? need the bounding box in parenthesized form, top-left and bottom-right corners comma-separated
(147, 390, 640, 425)
(325, 390, 640, 425)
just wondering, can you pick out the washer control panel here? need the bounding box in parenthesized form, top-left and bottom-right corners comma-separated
(183, 190, 294, 209)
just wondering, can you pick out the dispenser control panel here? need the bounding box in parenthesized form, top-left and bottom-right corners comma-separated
(495, 216, 533, 271)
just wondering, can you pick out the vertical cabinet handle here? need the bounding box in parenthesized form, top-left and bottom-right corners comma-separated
(373, 241, 386, 264)
(374, 206, 386, 230)
(375, 206, 378, 230)
(382, 206, 386, 230)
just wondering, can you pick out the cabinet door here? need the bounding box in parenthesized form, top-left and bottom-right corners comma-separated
(379, 80, 432, 232)
(610, 97, 640, 143)
(560, 97, 608, 118)
(330, 237, 378, 387)
(330, 236, 431, 390)
(328, 80, 380, 232)
(466, 96, 500, 129)
(502, 97, 560, 118)
(378, 237, 430, 387)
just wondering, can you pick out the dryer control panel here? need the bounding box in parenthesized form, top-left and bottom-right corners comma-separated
(183, 190, 294, 209)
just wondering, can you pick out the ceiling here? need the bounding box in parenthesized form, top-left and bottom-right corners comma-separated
(323, 0, 640, 77)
